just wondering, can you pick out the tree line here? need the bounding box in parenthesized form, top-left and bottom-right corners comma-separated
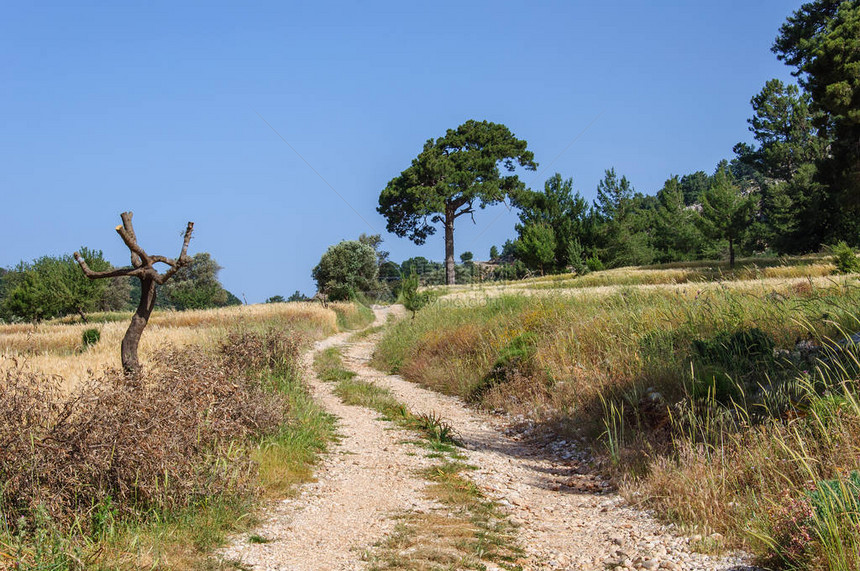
(0, 249, 240, 323)
(305, 233, 491, 303)
(375, 1, 860, 279)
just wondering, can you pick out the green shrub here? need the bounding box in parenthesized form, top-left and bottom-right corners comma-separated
(586, 254, 604, 272)
(766, 472, 860, 568)
(690, 366, 740, 403)
(831, 241, 860, 274)
(81, 328, 101, 348)
(473, 332, 537, 399)
(399, 270, 429, 319)
(312, 240, 379, 301)
(809, 471, 860, 525)
(567, 239, 589, 276)
(690, 328, 776, 404)
(693, 328, 774, 365)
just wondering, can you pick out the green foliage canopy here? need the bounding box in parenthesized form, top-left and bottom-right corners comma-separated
(774, 0, 860, 234)
(312, 240, 379, 301)
(734, 79, 823, 181)
(287, 291, 310, 302)
(378, 119, 536, 284)
(161, 252, 236, 310)
(696, 168, 756, 267)
(679, 171, 710, 206)
(594, 168, 634, 222)
(513, 173, 592, 271)
(0, 248, 112, 322)
(515, 222, 556, 275)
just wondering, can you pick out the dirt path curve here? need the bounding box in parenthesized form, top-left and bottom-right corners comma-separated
(222, 306, 759, 571)
(220, 307, 440, 570)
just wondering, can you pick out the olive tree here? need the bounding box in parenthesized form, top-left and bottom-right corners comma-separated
(312, 240, 378, 301)
(75, 212, 194, 375)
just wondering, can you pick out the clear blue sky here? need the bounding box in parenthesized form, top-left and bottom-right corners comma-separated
(1, 1, 803, 302)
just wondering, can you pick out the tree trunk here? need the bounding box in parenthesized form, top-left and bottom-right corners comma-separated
(444, 205, 456, 286)
(122, 276, 156, 375)
(729, 238, 735, 269)
(75, 213, 194, 377)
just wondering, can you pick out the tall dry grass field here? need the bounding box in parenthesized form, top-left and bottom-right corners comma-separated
(0, 302, 337, 392)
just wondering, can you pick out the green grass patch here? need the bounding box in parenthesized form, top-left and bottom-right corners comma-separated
(335, 377, 406, 416)
(314, 346, 358, 382)
(366, 460, 522, 571)
(349, 324, 384, 341)
(331, 302, 375, 331)
(253, 377, 337, 496)
(54, 311, 132, 325)
(1, 476, 264, 570)
(332, 373, 460, 448)
(96, 496, 259, 570)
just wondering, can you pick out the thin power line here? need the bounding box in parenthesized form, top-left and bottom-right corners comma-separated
(256, 111, 378, 233)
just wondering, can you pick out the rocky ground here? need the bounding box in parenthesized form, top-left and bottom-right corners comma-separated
(221, 306, 761, 571)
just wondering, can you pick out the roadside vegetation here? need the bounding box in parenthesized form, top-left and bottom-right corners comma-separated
(0, 301, 366, 570)
(373, 256, 860, 570)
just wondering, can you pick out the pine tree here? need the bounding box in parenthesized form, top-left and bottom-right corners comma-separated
(696, 168, 756, 268)
(515, 223, 557, 275)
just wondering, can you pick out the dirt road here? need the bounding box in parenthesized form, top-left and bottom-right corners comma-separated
(221, 306, 758, 571)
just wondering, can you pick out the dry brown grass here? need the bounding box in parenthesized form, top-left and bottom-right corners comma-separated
(369, 460, 521, 570)
(0, 328, 302, 534)
(0, 301, 347, 570)
(369, 512, 510, 571)
(0, 302, 336, 392)
(440, 273, 849, 305)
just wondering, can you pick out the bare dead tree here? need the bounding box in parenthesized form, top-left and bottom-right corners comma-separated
(312, 290, 329, 308)
(74, 212, 194, 375)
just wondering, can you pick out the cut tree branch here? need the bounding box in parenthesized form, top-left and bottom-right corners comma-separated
(72, 254, 145, 280)
(120, 211, 143, 268)
(115, 226, 151, 266)
(178, 221, 194, 261)
(155, 222, 194, 284)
